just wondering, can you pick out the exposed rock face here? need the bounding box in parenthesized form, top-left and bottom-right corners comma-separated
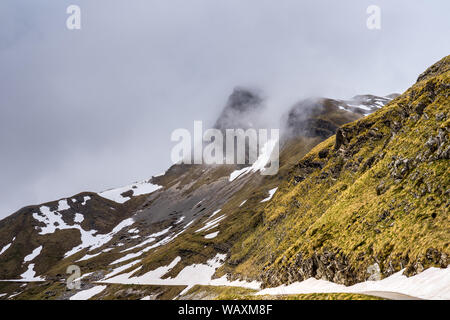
(286, 98, 357, 139)
(261, 246, 449, 288)
(285, 95, 393, 140)
(214, 87, 264, 130)
(211, 87, 266, 166)
(261, 249, 357, 287)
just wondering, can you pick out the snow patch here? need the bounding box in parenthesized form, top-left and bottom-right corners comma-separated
(229, 167, 251, 182)
(110, 252, 143, 265)
(57, 200, 70, 211)
(204, 231, 219, 239)
(72, 272, 94, 282)
(178, 285, 193, 297)
(210, 276, 261, 290)
(103, 260, 142, 280)
(0, 243, 11, 256)
(153, 172, 165, 177)
(121, 227, 171, 253)
(196, 215, 226, 233)
(229, 138, 278, 182)
(69, 285, 107, 300)
(33, 206, 68, 235)
(348, 103, 373, 111)
(74, 213, 84, 223)
(256, 267, 450, 300)
(76, 251, 102, 262)
(0, 238, 14, 256)
(99, 180, 162, 204)
(207, 209, 221, 220)
(20, 264, 44, 281)
(81, 196, 91, 206)
(260, 187, 278, 203)
(102, 253, 260, 289)
(111, 223, 194, 265)
(175, 216, 185, 224)
(23, 246, 43, 263)
(32, 203, 136, 258)
(64, 218, 135, 258)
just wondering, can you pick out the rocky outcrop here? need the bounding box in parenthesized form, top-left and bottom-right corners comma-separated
(214, 87, 264, 130)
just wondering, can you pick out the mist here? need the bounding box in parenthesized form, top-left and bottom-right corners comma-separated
(0, 0, 449, 218)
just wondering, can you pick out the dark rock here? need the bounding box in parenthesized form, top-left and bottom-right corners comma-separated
(376, 181, 387, 195)
(377, 210, 390, 222)
(361, 156, 376, 171)
(293, 175, 305, 185)
(121, 190, 134, 198)
(425, 248, 441, 263)
(425, 136, 439, 152)
(368, 129, 383, 140)
(318, 148, 329, 159)
(436, 113, 446, 121)
(335, 128, 346, 150)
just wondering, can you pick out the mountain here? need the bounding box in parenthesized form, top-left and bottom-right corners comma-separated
(214, 87, 265, 131)
(0, 56, 448, 300)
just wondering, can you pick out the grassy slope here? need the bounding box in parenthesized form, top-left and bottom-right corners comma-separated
(179, 285, 383, 300)
(218, 293, 384, 300)
(225, 55, 450, 286)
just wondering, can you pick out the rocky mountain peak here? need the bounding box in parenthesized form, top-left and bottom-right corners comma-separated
(283, 93, 395, 140)
(225, 87, 262, 112)
(214, 87, 264, 130)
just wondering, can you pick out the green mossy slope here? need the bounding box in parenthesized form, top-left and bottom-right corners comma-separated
(225, 55, 450, 287)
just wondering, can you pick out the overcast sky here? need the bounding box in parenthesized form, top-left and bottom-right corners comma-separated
(0, 0, 449, 218)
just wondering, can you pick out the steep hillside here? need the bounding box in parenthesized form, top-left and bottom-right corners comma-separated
(224, 55, 449, 287)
